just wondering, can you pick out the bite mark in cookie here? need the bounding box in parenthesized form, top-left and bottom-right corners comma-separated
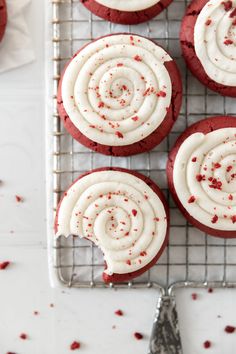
(55, 167, 169, 282)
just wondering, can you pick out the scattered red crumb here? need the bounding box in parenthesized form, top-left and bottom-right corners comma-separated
(208, 288, 213, 293)
(132, 116, 139, 121)
(188, 196, 196, 204)
(126, 260, 131, 266)
(19, 333, 28, 340)
(70, 341, 81, 350)
(140, 251, 147, 257)
(132, 209, 137, 217)
(98, 102, 105, 108)
(15, 195, 23, 203)
(224, 39, 233, 45)
(115, 131, 124, 139)
(115, 310, 123, 316)
(49, 303, 54, 308)
(229, 194, 233, 201)
(205, 19, 212, 26)
(157, 91, 167, 97)
(222, 1, 233, 11)
(134, 332, 143, 340)
(191, 293, 198, 300)
(214, 162, 221, 169)
(6, 352, 17, 354)
(34, 311, 39, 315)
(231, 215, 236, 224)
(203, 340, 211, 349)
(225, 325, 235, 333)
(134, 55, 142, 62)
(211, 215, 219, 224)
(0, 261, 10, 270)
(192, 157, 197, 162)
(196, 174, 205, 182)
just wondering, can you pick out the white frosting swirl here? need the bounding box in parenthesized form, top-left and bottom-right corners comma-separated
(173, 128, 236, 230)
(194, 0, 236, 86)
(56, 170, 167, 275)
(61, 34, 172, 146)
(95, 0, 160, 12)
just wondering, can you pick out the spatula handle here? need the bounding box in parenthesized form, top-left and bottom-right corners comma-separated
(148, 295, 183, 354)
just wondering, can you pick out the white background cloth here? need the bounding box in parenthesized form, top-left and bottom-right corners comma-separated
(0, 1, 236, 353)
(0, 0, 35, 73)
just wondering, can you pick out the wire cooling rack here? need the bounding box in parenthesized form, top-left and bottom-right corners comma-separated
(48, 0, 236, 290)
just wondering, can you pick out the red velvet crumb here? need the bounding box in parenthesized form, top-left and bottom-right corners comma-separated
(214, 162, 221, 169)
(15, 195, 23, 202)
(157, 91, 166, 97)
(203, 340, 211, 349)
(134, 55, 142, 62)
(196, 174, 205, 182)
(134, 332, 143, 340)
(191, 293, 198, 300)
(205, 19, 212, 26)
(222, 1, 233, 11)
(188, 196, 196, 203)
(231, 215, 236, 224)
(0, 261, 10, 270)
(132, 209, 137, 216)
(115, 309, 123, 316)
(70, 341, 81, 350)
(211, 215, 219, 224)
(225, 325, 235, 333)
(224, 39, 233, 45)
(208, 288, 213, 293)
(115, 131, 124, 139)
(19, 333, 28, 340)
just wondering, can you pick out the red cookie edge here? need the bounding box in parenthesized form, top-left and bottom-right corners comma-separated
(80, 0, 173, 25)
(0, 0, 7, 42)
(167, 116, 236, 238)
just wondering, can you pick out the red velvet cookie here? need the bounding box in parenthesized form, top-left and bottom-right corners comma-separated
(57, 33, 182, 156)
(81, 0, 173, 25)
(180, 0, 236, 97)
(167, 116, 236, 238)
(0, 0, 7, 42)
(55, 167, 169, 283)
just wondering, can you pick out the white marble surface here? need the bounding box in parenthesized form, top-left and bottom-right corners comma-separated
(0, 1, 236, 354)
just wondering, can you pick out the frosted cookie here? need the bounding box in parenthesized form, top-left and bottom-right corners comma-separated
(0, 0, 7, 42)
(81, 0, 173, 25)
(181, 0, 236, 97)
(55, 167, 169, 283)
(57, 34, 182, 156)
(167, 116, 236, 238)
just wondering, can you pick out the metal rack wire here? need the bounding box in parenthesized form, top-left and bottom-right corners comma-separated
(50, 0, 236, 290)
